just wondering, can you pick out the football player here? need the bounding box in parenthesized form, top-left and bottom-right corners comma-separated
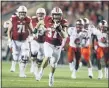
(67, 18, 84, 79)
(80, 18, 94, 78)
(38, 7, 68, 87)
(29, 8, 47, 79)
(7, 6, 33, 77)
(93, 20, 109, 79)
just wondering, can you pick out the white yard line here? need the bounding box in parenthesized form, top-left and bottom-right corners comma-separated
(2, 80, 108, 85)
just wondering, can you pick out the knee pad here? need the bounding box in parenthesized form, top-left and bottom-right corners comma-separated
(20, 55, 29, 63)
(36, 59, 43, 65)
(31, 52, 38, 57)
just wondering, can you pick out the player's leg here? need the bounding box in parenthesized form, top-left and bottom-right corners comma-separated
(49, 46, 61, 87)
(30, 40, 39, 73)
(10, 40, 20, 72)
(103, 47, 109, 79)
(72, 47, 81, 79)
(96, 46, 103, 79)
(19, 41, 30, 77)
(68, 46, 75, 72)
(34, 43, 44, 80)
(81, 46, 93, 78)
(38, 42, 53, 80)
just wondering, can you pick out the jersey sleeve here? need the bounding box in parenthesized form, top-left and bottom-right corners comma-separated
(68, 27, 73, 36)
(92, 28, 98, 35)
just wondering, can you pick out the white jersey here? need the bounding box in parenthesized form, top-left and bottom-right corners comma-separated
(93, 28, 109, 47)
(68, 27, 83, 47)
(80, 24, 96, 47)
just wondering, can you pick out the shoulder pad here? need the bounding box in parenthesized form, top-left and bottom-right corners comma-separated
(11, 15, 16, 17)
(90, 24, 95, 28)
(32, 16, 37, 19)
(26, 16, 31, 19)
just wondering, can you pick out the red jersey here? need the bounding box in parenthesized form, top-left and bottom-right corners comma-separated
(31, 16, 50, 43)
(45, 17, 68, 46)
(11, 15, 31, 40)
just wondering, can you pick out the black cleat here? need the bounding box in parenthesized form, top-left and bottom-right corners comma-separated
(89, 76, 92, 79)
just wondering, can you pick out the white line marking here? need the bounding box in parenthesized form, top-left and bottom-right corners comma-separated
(2, 80, 108, 85)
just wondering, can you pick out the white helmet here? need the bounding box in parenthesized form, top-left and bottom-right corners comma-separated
(51, 7, 63, 22)
(76, 18, 84, 25)
(98, 20, 108, 27)
(76, 18, 84, 32)
(17, 6, 27, 19)
(36, 8, 46, 15)
(36, 8, 46, 20)
(98, 20, 108, 32)
(83, 18, 89, 24)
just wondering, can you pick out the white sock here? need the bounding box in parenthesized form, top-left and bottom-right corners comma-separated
(88, 67, 93, 76)
(104, 67, 108, 78)
(34, 64, 38, 76)
(11, 61, 16, 70)
(69, 62, 74, 71)
(19, 63, 26, 75)
(30, 60, 34, 72)
(40, 67, 43, 73)
(79, 62, 82, 68)
(98, 69, 103, 78)
(50, 72, 53, 76)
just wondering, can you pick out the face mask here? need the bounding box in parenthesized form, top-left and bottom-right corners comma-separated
(52, 14, 61, 22)
(19, 12, 26, 19)
(37, 13, 45, 20)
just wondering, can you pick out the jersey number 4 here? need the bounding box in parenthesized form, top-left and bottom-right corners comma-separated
(17, 24, 25, 33)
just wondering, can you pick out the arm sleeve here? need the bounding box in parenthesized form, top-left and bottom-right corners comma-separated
(67, 27, 72, 36)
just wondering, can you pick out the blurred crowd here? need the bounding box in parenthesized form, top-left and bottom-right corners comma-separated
(2, 1, 36, 15)
(2, 1, 108, 26)
(52, 1, 108, 26)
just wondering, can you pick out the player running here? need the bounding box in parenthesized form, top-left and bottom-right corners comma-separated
(80, 18, 94, 78)
(67, 18, 85, 79)
(7, 6, 33, 77)
(38, 7, 68, 87)
(29, 8, 47, 80)
(93, 20, 109, 79)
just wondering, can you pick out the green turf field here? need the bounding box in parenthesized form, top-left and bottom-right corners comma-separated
(2, 61, 108, 88)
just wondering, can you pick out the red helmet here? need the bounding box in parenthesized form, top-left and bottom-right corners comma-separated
(51, 7, 63, 22)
